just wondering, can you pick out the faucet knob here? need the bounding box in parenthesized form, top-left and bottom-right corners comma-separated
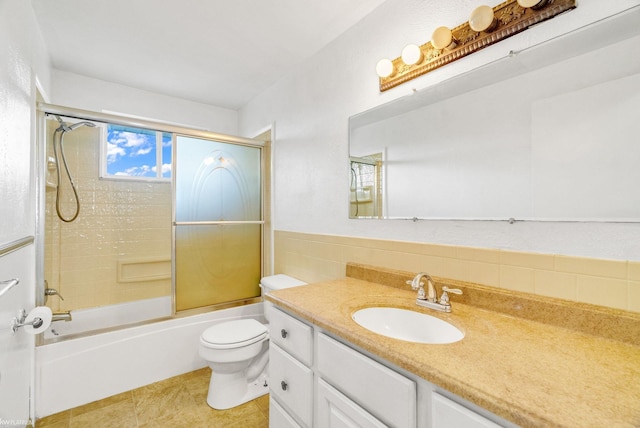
(439, 286, 462, 305)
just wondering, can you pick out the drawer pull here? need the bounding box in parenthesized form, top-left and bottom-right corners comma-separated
(281, 380, 288, 391)
(281, 329, 288, 338)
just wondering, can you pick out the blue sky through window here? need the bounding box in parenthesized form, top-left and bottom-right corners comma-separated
(106, 124, 172, 179)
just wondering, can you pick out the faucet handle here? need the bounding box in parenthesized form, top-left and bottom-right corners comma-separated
(405, 279, 425, 290)
(439, 286, 462, 305)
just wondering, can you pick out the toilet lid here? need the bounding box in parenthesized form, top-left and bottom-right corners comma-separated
(201, 319, 268, 347)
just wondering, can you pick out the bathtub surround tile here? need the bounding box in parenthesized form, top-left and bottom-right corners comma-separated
(36, 368, 268, 428)
(44, 123, 172, 312)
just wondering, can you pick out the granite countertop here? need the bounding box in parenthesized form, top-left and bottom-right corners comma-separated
(265, 276, 640, 428)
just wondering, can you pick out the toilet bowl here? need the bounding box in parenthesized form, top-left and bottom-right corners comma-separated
(199, 274, 307, 410)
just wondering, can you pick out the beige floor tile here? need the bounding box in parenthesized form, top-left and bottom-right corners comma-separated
(69, 399, 137, 428)
(254, 393, 270, 417)
(34, 410, 71, 428)
(70, 391, 133, 417)
(200, 401, 267, 428)
(133, 383, 197, 425)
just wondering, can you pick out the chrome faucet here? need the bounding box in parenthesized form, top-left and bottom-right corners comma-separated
(407, 272, 462, 313)
(45, 287, 64, 301)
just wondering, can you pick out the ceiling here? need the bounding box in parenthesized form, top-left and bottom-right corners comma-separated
(31, 0, 386, 110)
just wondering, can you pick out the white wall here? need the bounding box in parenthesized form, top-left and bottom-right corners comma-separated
(239, 0, 640, 261)
(0, 0, 51, 423)
(0, 0, 50, 243)
(51, 70, 239, 135)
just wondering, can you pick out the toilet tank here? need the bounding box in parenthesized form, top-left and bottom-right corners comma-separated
(260, 274, 307, 322)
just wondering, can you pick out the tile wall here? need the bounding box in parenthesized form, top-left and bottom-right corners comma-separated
(44, 122, 171, 311)
(274, 230, 640, 313)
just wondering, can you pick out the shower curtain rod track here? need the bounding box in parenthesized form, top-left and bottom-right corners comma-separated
(38, 103, 265, 147)
(174, 221, 265, 226)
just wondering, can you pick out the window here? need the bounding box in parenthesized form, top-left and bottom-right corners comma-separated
(102, 124, 172, 180)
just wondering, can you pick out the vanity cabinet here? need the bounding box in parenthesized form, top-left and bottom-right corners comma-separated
(268, 304, 513, 428)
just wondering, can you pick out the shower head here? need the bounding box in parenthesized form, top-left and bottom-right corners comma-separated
(51, 114, 96, 132)
(69, 121, 96, 131)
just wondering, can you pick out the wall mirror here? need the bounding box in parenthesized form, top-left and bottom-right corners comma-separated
(349, 7, 640, 221)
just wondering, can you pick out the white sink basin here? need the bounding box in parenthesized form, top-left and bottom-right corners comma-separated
(352, 307, 464, 344)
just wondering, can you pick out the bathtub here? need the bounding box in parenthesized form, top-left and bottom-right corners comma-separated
(35, 301, 265, 418)
(43, 296, 173, 340)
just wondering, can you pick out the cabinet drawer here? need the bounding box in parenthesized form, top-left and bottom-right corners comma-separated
(269, 343, 313, 427)
(317, 333, 416, 428)
(270, 397, 302, 428)
(317, 378, 387, 428)
(432, 393, 503, 428)
(268, 306, 313, 366)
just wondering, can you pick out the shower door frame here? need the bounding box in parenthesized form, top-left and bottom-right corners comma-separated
(36, 103, 267, 322)
(171, 134, 266, 315)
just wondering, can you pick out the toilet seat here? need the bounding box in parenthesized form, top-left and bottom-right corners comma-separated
(201, 319, 268, 350)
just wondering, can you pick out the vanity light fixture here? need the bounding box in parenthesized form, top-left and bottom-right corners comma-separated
(376, 0, 576, 92)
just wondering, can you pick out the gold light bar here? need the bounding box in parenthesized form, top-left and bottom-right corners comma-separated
(379, 0, 576, 92)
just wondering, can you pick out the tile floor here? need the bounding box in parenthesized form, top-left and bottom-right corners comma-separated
(35, 368, 269, 428)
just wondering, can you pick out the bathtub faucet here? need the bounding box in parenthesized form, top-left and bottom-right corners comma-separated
(45, 287, 64, 301)
(52, 311, 72, 322)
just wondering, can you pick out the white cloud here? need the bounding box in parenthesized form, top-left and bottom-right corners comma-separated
(107, 142, 126, 164)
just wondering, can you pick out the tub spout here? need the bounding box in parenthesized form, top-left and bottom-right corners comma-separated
(52, 311, 72, 322)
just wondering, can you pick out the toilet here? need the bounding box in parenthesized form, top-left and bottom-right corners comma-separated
(199, 274, 307, 409)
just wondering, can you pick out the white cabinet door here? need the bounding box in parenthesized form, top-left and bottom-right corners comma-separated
(270, 397, 302, 428)
(317, 333, 416, 428)
(432, 393, 503, 428)
(317, 379, 387, 428)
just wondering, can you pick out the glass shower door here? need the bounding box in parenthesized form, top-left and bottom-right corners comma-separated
(174, 135, 263, 312)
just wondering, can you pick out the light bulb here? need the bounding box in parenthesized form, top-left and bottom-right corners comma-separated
(401, 44, 423, 66)
(517, 0, 548, 8)
(376, 58, 394, 78)
(431, 26, 457, 50)
(469, 5, 497, 32)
